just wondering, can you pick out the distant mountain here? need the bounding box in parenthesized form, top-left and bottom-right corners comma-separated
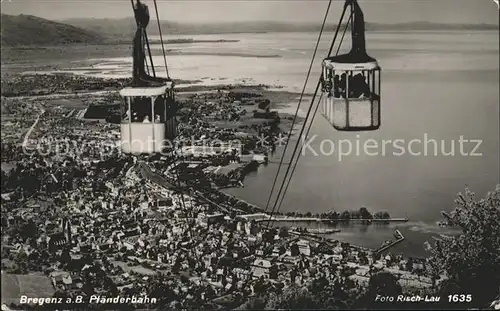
(62, 17, 139, 40)
(62, 17, 499, 38)
(1, 14, 104, 46)
(2, 14, 497, 47)
(368, 21, 499, 31)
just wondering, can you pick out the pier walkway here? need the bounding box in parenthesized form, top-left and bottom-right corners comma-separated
(373, 230, 405, 255)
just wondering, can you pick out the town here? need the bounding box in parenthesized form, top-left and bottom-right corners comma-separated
(0, 74, 444, 310)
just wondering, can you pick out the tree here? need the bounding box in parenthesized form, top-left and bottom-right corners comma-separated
(19, 220, 38, 241)
(258, 99, 271, 111)
(278, 226, 289, 238)
(427, 186, 500, 308)
(353, 272, 403, 309)
(263, 228, 277, 244)
(237, 296, 267, 310)
(340, 211, 351, 221)
(359, 207, 373, 219)
(405, 257, 414, 272)
(368, 272, 402, 297)
(265, 286, 323, 310)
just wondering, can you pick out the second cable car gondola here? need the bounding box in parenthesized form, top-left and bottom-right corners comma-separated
(321, 0, 381, 131)
(120, 0, 177, 154)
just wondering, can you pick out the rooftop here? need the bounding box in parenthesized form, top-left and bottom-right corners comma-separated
(120, 83, 174, 97)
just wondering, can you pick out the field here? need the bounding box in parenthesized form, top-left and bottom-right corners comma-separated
(1, 44, 133, 76)
(1, 273, 55, 305)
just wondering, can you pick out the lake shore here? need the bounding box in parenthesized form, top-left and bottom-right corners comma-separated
(1, 43, 281, 76)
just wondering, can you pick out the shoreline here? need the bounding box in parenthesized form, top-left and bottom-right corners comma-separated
(1, 43, 283, 75)
(139, 160, 387, 255)
(1, 55, 446, 261)
(2, 73, 410, 239)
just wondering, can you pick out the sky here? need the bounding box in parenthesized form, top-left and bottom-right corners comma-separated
(1, 0, 499, 25)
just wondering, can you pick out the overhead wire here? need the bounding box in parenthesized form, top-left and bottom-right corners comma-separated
(130, 0, 156, 77)
(143, 31, 151, 75)
(243, 0, 335, 286)
(153, 0, 170, 79)
(262, 0, 334, 216)
(144, 31, 156, 77)
(272, 12, 353, 221)
(127, 0, 193, 259)
(265, 3, 351, 230)
(148, 0, 186, 211)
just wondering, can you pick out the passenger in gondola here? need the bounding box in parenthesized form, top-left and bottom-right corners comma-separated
(339, 73, 347, 98)
(347, 75, 355, 98)
(154, 97, 164, 122)
(351, 73, 370, 98)
(132, 112, 140, 122)
(333, 75, 341, 98)
(325, 71, 335, 97)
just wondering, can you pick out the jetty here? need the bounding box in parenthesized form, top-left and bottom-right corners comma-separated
(289, 230, 340, 240)
(255, 217, 409, 224)
(256, 217, 324, 223)
(373, 229, 405, 255)
(304, 228, 341, 234)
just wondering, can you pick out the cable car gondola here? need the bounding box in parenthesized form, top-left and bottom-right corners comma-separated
(321, 0, 381, 131)
(120, 0, 177, 154)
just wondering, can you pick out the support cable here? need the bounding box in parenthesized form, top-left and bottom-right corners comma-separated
(245, 0, 337, 285)
(153, 0, 170, 79)
(272, 12, 353, 220)
(144, 31, 156, 77)
(143, 30, 151, 75)
(265, 4, 351, 230)
(263, 0, 334, 216)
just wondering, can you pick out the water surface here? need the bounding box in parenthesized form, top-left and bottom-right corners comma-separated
(43, 31, 499, 256)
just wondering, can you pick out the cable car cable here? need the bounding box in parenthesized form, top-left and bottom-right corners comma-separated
(246, 1, 335, 280)
(153, 0, 170, 79)
(142, 31, 151, 75)
(144, 31, 156, 77)
(268, 11, 351, 229)
(272, 12, 353, 221)
(262, 0, 334, 215)
(152, 0, 182, 208)
(265, 3, 351, 229)
(265, 5, 350, 226)
(130, 0, 155, 77)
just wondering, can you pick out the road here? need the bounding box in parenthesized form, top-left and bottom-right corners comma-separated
(22, 108, 45, 147)
(137, 161, 230, 214)
(9, 90, 113, 100)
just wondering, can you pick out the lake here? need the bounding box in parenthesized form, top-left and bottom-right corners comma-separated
(50, 31, 500, 256)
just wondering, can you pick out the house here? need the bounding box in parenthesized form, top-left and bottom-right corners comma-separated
(48, 232, 67, 252)
(233, 268, 253, 281)
(251, 259, 271, 278)
(79, 244, 91, 254)
(50, 271, 72, 290)
(199, 213, 225, 227)
(291, 240, 311, 256)
(123, 228, 140, 237)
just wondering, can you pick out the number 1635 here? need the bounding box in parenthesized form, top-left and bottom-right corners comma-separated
(448, 294, 472, 303)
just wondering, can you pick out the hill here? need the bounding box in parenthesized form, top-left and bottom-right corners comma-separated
(1, 14, 497, 47)
(0, 14, 104, 46)
(63, 17, 499, 38)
